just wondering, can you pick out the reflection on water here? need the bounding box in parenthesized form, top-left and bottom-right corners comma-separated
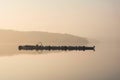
(0, 42, 120, 80)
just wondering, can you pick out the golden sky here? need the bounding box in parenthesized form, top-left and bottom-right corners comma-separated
(0, 0, 119, 38)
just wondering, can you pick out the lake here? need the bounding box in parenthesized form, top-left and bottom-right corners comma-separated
(0, 41, 119, 80)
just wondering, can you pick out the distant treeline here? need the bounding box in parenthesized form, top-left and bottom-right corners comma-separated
(18, 45, 95, 51)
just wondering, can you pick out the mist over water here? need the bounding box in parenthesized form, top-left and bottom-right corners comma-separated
(0, 0, 119, 79)
(0, 35, 119, 80)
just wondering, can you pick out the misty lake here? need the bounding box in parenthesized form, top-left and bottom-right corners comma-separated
(0, 41, 119, 80)
(0, 0, 120, 79)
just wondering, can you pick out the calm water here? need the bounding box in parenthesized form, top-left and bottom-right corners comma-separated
(0, 41, 119, 80)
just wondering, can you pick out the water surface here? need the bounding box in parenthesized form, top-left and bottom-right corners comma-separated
(0, 41, 119, 80)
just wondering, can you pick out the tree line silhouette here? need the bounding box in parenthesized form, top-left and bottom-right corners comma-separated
(19, 45, 95, 51)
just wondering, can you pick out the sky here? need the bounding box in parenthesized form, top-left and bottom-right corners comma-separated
(0, 0, 120, 38)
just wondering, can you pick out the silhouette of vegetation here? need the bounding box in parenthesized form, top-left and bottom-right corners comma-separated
(19, 45, 95, 51)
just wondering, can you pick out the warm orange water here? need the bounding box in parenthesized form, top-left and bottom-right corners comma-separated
(0, 42, 119, 80)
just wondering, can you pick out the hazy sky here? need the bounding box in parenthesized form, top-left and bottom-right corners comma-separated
(0, 0, 120, 38)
